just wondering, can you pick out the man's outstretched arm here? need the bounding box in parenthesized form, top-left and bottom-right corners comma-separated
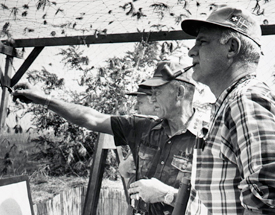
(13, 83, 113, 135)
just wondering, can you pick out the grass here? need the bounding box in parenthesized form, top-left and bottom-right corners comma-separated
(0, 132, 123, 205)
(30, 175, 123, 204)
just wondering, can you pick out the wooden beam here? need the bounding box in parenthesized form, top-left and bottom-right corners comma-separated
(261, 24, 275, 36)
(2, 25, 275, 48)
(0, 42, 23, 58)
(0, 56, 13, 131)
(10, 46, 44, 87)
(8, 31, 193, 48)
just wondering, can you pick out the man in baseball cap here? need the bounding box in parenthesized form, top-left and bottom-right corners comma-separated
(179, 5, 275, 215)
(181, 6, 261, 47)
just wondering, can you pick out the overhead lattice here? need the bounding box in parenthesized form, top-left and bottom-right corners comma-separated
(0, 0, 275, 40)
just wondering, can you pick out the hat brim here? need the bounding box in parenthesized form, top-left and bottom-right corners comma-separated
(126, 91, 147, 96)
(139, 77, 169, 87)
(181, 19, 234, 37)
(181, 19, 204, 37)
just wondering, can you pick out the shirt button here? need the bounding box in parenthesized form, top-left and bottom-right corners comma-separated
(161, 161, 164, 165)
(168, 141, 171, 144)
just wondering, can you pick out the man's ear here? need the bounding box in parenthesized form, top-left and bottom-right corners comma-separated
(177, 85, 185, 100)
(228, 37, 241, 58)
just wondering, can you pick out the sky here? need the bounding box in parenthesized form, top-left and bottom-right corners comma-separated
(1, 0, 275, 40)
(1, 0, 275, 130)
(2, 33, 274, 131)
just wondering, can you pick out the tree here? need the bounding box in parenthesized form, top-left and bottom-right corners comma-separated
(11, 40, 161, 177)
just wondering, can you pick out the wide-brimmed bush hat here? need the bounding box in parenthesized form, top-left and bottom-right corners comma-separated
(126, 85, 152, 96)
(139, 61, 195, 87)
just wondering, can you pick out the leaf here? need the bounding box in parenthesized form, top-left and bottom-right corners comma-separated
(78, 144, 87, 157)
(2, 22, 10, 31)
(55, 8, 64, 15)
(37, 0, 49, 10)
(1, 3, 8, 10)
(22, 11, 28, 17)
(150, 3, 168, 11)
(22, 4, 29, 9)
(263, 19, 269, 25)
(11, 7, 19, 18)
(67, 148, 74, 164)
(13, 124, 23, 133)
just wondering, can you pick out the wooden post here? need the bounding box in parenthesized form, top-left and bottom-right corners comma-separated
(0, 55, 13, 131)
(82, 133, 128, 215)
(82, 133, 113, 215)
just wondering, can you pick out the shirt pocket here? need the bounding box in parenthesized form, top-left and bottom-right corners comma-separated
(138, 144, 158, 177)
(172, 155, 192, 187)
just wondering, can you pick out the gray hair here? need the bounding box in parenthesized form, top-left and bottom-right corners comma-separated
(219, 29, 261, 64)
(170, 80, 195, 102)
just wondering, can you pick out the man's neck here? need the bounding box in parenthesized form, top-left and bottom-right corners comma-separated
(166, 107, 194, 136)
(209, 63, 258, 98)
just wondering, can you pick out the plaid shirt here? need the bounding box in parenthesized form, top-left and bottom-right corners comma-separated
(187, 76, 275, 215)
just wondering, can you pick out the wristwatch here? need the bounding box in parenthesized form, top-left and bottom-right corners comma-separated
(164, 191, 174, 205)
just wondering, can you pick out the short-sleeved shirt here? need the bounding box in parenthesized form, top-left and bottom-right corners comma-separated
(187, 76, 275, 215)
(111, 111, 206, 215)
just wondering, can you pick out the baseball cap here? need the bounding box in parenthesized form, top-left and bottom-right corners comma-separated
(139, 61, 195, 87)
(181, 6, 261, 47)
(126, 85, 152, 96)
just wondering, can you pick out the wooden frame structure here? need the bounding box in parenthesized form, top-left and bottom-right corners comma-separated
(0, 25, 275, 215)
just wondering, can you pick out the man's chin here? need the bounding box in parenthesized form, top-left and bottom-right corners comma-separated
(155, 110, 162, 118)
(192, 72, 205, 84)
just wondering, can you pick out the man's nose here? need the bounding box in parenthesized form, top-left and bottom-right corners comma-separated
(151, 93, 157, 102)
(188, 45, 198, 58)
(134, 104, 139, 111)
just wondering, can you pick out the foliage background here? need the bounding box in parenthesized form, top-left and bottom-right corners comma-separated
(0, 1, 274, 203)
(0, 39, 196, 180)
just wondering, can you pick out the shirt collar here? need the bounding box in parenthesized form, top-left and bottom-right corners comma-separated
(151, 109, 203, 137)
(213, 75, 256, 115)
